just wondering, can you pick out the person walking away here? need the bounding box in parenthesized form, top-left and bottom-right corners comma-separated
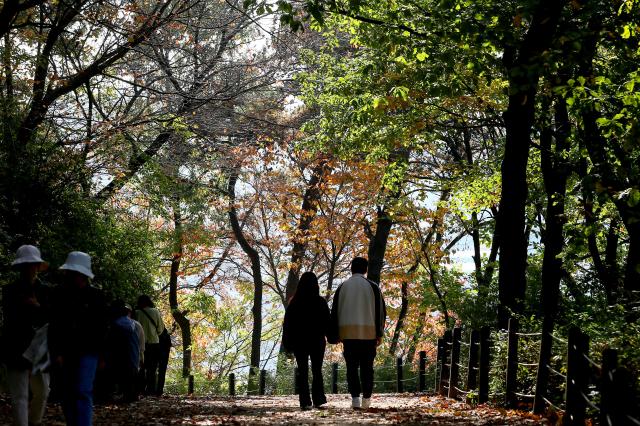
(126, 304, 145, 397)
(330, 257, 386, 410)
(106, 300, 140, 402)
(1, 245, 51, 426)
(134, 295, 165, 396)
(282, 271, 329, 410)
(49, 251, 107, 426)
(156, 321, 171, 396)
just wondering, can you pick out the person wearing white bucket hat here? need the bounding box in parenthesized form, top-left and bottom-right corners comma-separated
(59, 251, 95, 279)
(49, 251, 107, 426)
(2, 244, 52, 426)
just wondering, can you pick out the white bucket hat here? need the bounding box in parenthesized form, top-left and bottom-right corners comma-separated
(12, 245, 46, 266)
(59, 251, 94, 279)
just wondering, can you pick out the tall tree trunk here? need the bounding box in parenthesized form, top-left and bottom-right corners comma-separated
(367, 205, 393, 284)
(406, 306, 427, 364)
(533, 96, 570, 413)
(284, 160, 330, 304)
(576, 12, 640, 304)
(497, 0, 565, 328)
(227, 171, 262, 380)
(367, 148, 410, 284)
(389, 280, 409, 356)
(169, 201, 192, 377)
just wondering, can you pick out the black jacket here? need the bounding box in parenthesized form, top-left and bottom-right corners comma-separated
(48, 283, 108, 358)
(282, 296, 329, 353)
(1, 279, 52, 368)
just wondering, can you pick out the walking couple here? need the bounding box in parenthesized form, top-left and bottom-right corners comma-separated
(282, 257, 387, 410)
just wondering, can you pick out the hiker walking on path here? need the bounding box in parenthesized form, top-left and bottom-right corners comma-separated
(282, 271, 330, 410)
(106, 300, 140, 402)
(134, 295, 165, 396)
(49, 251, 108, 426)
(330, 257, 386, 410)
(1, 245, 52, 426)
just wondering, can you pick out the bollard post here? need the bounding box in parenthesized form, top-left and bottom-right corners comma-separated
(505, 317, 519, 408)
(188, 375, 194, 395)
(600, 349, 617, 426)
(435, 338, 445, 393)
(439, 329, 452, 396)
(466, 329, 479, 398)
(419, 351, 427, 392)
(332, 363, 339, 394)
(397, 356, 404, 393)
(229, 373, 236, 396)
(448, 327, 461, 400)
(259, 369, 266, 395)
(565, 327, 589, 425)
(479, 326, 490, 404)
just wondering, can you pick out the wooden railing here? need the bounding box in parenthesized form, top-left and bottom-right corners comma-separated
(435, 319, 640, 425)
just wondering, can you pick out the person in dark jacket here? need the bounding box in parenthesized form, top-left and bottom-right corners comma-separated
(106, 300, 139, 403)
(282, 271, 329, 410)
(49, 251, 107, 426)
(329, 257, 386, 410)
(1, 245, 51, 426)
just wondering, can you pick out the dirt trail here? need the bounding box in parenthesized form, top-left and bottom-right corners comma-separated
(0, 393, 548, 425)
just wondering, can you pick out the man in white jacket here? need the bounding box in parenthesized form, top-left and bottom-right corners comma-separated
(330, 257, 386, 409)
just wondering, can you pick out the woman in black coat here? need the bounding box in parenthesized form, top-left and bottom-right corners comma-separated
(282, 271, 329, 410)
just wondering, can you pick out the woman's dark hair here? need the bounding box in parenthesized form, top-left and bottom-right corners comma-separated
(137, 294, 154, 309)
(290, 272, 319, 304)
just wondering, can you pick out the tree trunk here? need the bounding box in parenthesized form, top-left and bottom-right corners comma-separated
(574, 9, 640, 305)
(169, 202, 192, 377)
(497, 0, 565, 328)
(367, 205, 393, 284)
(533, 96, 570, 413)
(406, 307, 427, 364)
(228, 170, 262, 379)
(284, 160, 329, 305)
(389, 280, 409, 356)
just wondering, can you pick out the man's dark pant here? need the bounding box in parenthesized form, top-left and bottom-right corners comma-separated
(156, 344, 170, 396)
(144, 343, 160, 395)
(294, 340, 327, 407)
(343, 339, 377, 398)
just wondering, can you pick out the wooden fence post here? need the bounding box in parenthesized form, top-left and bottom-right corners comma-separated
(397, 356, 404, 393)
(294, 367, 300, 395)
(466, 329, 480, 399)
(439, 329, 452, 396)
(533, 319, 554, 414)
(611, 366, 638, 426)
(435, 337, 445, 393)
(419, 350, 427, 392)
(448, 327, 462, 399)
(600, 349, 617, 426)
(259, 369, 266, 395)
(505, 317, 519, 408)
(229, 373, 235, 396)
(479, 326, 490, 404)
(565, 327, 589, 425)
(332, 363, 339, 394)
(188, 375, 194, 395)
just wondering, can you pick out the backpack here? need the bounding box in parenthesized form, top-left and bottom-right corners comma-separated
(139, 308, 172, 348)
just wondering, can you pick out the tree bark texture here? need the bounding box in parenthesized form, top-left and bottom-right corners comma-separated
(497, 0, 566, 328)
(169, 202, 192, 378)
(228, 171, 263, 373)
(284, 160, 330, 305)
(534, 96, 571, 413)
